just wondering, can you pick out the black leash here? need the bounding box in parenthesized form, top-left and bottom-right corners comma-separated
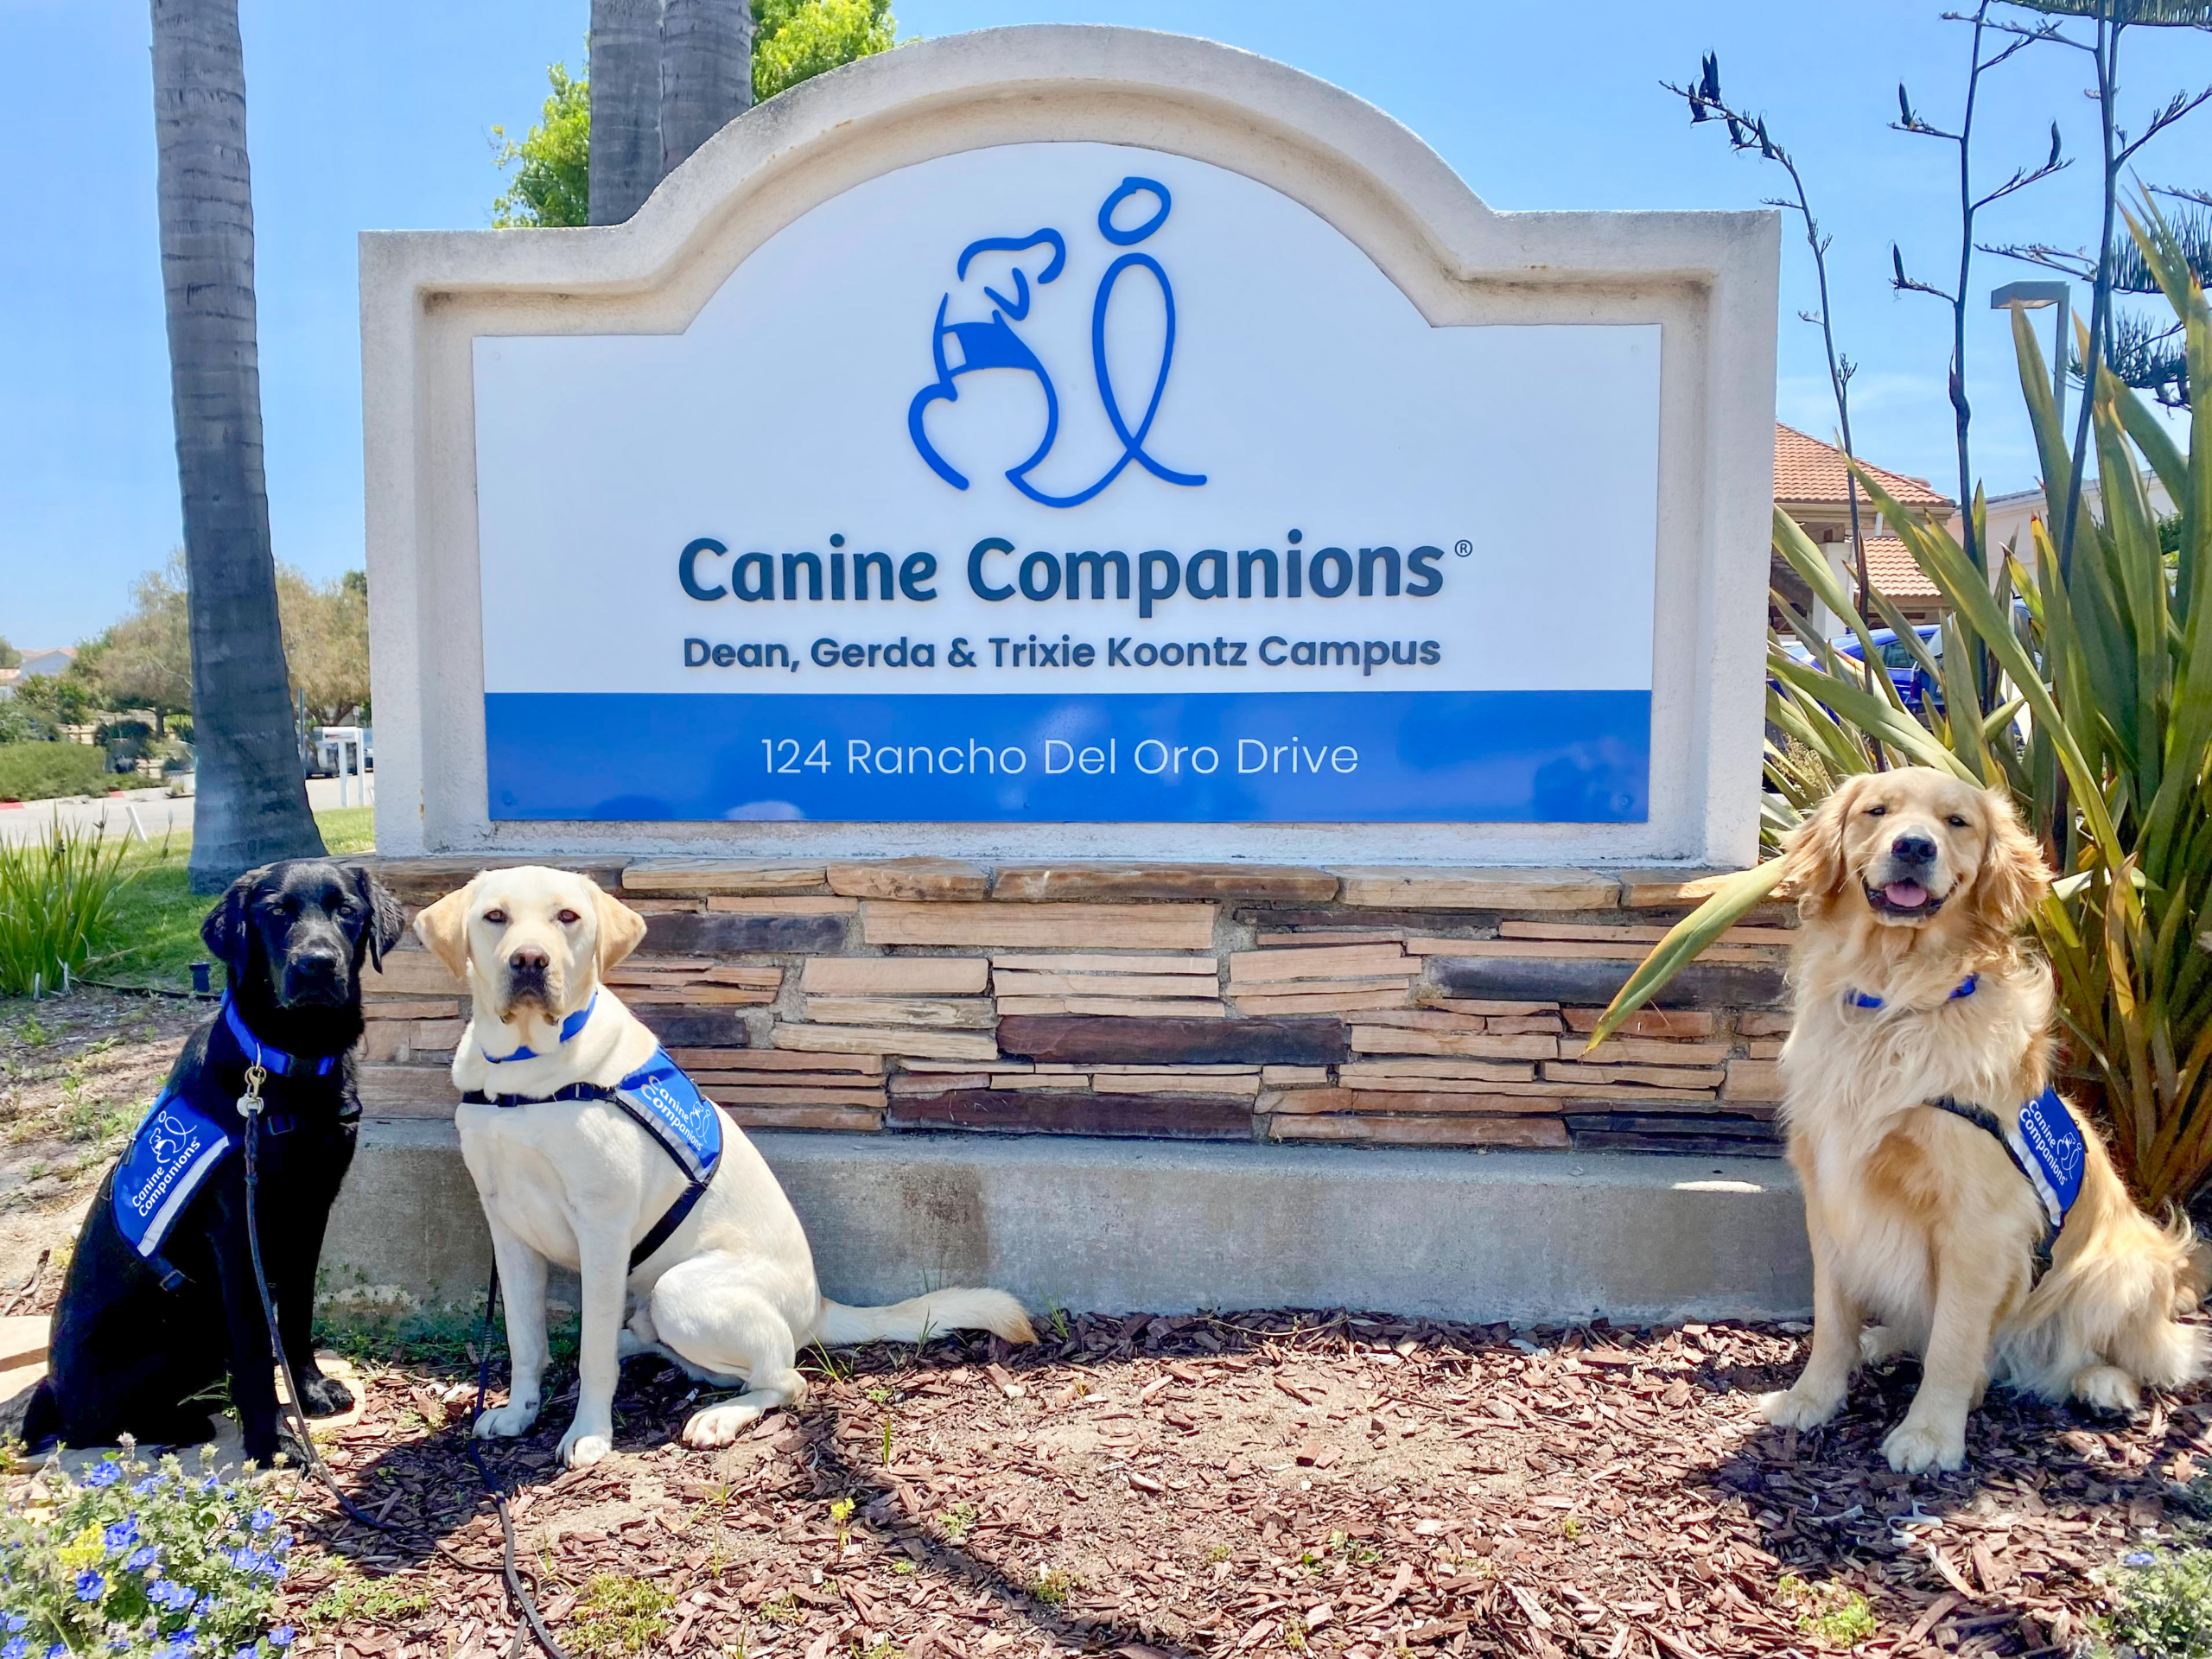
(238, 1095, 570, 1659)
(469, 1259, 572, 1659)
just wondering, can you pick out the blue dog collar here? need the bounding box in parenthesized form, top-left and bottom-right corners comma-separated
(221, 995, 339, 1077)
(1847, 974, 1978, 1012)
(484, 994, 598, 1064)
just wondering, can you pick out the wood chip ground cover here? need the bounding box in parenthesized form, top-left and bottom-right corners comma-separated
(143, 1307, 2212, 1658)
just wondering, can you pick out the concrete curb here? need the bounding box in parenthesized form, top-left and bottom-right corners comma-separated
(325, 1122, 1812, 1325)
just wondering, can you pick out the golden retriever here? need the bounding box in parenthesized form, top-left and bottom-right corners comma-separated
(1758, 767, 2209, 1471)
(415, 867, 1034, 1467)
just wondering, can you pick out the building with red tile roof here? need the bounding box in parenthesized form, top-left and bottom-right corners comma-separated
(1772, 424, 1953, 624)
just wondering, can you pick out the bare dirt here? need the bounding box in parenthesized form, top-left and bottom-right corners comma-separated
(0, 988, 207, 1305)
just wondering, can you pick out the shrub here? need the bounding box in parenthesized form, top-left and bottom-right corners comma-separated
(0, 1443, 298, 1659)
(0, 829, 130, 997)
(2097, 1549, 2212, 1659)
(0, 743, 109, 803)
(1596, 203, 2212, 1211)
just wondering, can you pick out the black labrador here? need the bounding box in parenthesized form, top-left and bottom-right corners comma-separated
(25, 859, 404, 1464)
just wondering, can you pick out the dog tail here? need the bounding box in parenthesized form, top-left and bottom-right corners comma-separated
(814, 1287, 1036, 1347)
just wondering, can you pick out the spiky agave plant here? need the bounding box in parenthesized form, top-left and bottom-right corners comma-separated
(1590, 200, 2212, 1211)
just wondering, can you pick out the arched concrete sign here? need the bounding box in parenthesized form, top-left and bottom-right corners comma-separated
(363, 25, 1777, 865)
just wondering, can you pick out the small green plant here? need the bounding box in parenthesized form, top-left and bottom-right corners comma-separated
(308, 1564, 436, 1624)
(1777, 1574, 1877, 1649)
(890, 1559, 916, 1576)
(866, 1386, 897, 1406)
(567, 1573, 673, 1657)
(881, 1417, 894, 1465)
(1205, 1543, 1231, 1564)
(1559, 1516, 1583, 1541)
(758, 1592, 802, 1625)
(1329, 1529, 1382, 1564)
(2097, 1550, 2212, 1659)
(829, 1496, 855, 1550)
(0, 826, 130, 997)
(852, 1638, 903, 1659)
(938, 1502, 977, 1544)
(1283, 1612, 1309, 1651)
(1029, 1567, 1076, 1606)
(0, 1442, 297, 1658)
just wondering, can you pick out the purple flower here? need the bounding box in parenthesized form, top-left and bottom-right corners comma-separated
(270, 1629, 295, 1649)
(3, 1636, 26, 1659)
(194, 1596, 215, 1617)
(82, 1461, 122, 1489)
(2125, 1550, 2157, 1567)
(3, 1618, 22, 1634)
(127, 1547, 158, 1571)
(104, 1517, 138, 1553)
(46, 1645, 67, 1659)
(73, 1569, 105, 1602)
(248, 1510, 275, 1533)
(132, 1476, 162, 1497)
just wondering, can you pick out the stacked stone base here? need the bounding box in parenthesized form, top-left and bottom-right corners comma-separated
(357, 859, 1790, 1154)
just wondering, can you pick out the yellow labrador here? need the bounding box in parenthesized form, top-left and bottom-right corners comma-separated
(1760, 768, 2208, 1471)
(416, 867, 1033, 1467)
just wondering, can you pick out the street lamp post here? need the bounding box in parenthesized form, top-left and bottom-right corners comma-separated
(1990, 280, 2070, 440)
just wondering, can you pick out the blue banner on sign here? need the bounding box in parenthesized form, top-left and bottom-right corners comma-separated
(486, 690, 1648, 823)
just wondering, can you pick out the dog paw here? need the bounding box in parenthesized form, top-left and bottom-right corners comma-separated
(1759, 1386, 1842, 1429)
(298, 1374, 356, 1418)
(2071, 1363, 2142, 1414)
(1859, 1325, 1910, 1364)
(681, 1400, 771, 1448)
(557, 1427, 613, 1468)
(474, 1400, 539, 1440)
(1882, 1418, 1967, 1474)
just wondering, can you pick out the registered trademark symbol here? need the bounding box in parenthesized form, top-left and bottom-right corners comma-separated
(1453, 539, 1473, 557)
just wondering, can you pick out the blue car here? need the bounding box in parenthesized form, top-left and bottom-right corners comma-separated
(1778, 625, 1945, 714)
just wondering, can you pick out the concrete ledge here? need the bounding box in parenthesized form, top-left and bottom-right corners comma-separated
(326, 1122, 1811, 1324)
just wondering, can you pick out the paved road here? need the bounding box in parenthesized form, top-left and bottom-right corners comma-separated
(0, 775, 374, 846)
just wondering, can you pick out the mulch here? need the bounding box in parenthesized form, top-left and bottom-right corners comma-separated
(264, 1308, 2210, 1657)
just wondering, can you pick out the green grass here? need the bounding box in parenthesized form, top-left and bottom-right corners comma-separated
(566, 1574, 672, 1658)
(2098, 1551, 2212, 1659)
(308, 1565, 437, 1627)
(0, 827, 131, 995)
(64, 807, 378, 995)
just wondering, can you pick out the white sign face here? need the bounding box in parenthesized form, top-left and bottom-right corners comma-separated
(472, 141, 1661, 823)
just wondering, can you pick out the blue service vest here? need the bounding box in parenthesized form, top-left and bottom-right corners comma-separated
(467, 1047, 723, 1268)
(113, 1091, 233, 1266)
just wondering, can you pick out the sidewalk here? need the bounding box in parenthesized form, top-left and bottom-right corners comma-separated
(0, 775, 372, 846)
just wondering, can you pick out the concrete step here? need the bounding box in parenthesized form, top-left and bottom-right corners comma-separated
(325, 1121, 1813, 1324)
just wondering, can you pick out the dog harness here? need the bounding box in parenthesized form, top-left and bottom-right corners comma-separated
(1925, 1087, 2087, 1266)
(463, 1047, 723, 1271)
(115, 996, 346, 1288)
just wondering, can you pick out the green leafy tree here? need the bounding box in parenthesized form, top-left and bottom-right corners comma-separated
(0, 638, 19, 670)
(93, 551, 194, 735)
(753, 0, 898, 103)
(493, 3, 903, 225)
(493, 58, 591, 227)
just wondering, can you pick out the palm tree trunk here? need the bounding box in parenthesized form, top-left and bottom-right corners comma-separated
(589, 0, 664, 225)
(660, 0, 752, 176)
(151, 0, 324, 893)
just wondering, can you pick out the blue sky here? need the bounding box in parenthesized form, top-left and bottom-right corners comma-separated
(4, 0, 2208, 648)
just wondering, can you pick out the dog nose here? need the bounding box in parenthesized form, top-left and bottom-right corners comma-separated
(1891, 831, 1938, 865)
(509, 945, 549, 972)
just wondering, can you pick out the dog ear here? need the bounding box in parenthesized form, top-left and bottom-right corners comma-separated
(592, 885, 648, 976)
(413, 880, 477, 981)
(1967, 786, 2050, 931)
(351, 865, 409, 972)
(1781, 775, 1865, 905)
(200, 866, 271, 984)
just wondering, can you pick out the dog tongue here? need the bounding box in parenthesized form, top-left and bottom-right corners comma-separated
(1884, 880, 1929, 908)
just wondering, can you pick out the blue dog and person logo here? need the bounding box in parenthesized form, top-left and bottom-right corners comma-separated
(907, 176, 1206, 508)
(114, 1094, 231, 1261)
